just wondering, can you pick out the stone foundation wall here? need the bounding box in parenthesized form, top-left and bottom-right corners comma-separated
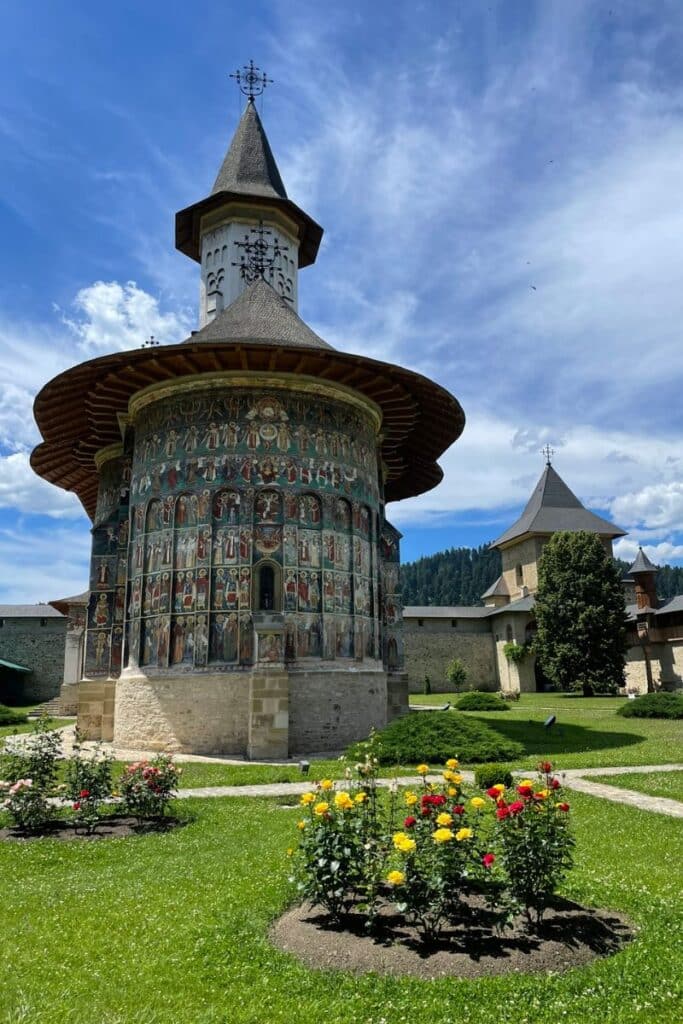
(404, 627, 497, 693)
(288, 668, 388, 754)
(0, 617, 67, 701)
(111, 671, 250, 754)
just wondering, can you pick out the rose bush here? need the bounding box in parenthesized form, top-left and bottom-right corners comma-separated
(64, 730, 114, 834)
(119, 755, 179, 822)
(0, 778, 51, 831)
(290, 758, 575, 943)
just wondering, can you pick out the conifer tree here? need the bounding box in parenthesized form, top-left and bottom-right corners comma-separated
(533, 531, 629, 695)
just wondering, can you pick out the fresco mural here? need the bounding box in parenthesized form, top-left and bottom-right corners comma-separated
(81, 386, 402, 677)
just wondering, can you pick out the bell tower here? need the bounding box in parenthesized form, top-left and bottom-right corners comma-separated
(175, 62, 323, 326)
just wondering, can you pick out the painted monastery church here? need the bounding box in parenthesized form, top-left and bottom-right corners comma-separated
(4, 85, 679, 748)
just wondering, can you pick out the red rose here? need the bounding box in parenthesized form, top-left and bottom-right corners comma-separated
(486, 787, 500, 799)
(482, 853, 496, 868)
(496, 806, 509, 820)
(421, 808, 432, 817)
(452, 804, 466, 815)
(558, 802, 570, 812)
(550, 778, 561, 790)
(79, 789, 90, 798)
(404, 816, 417, 828)
(508, 800, 525, 815)
(540, 761, 553, 774)
(73, 801, 81, 811)
(516, 784, 533, 797)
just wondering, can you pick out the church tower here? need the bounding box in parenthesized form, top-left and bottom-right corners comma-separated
(30, 71, 465, 758)
(176, 91, 322, 323)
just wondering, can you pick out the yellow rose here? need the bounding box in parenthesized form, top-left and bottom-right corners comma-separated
(300, 792, 315, 806)
(286, 847, 294, 857)
(397, 836, 416, 854)
(313, 802, 330, 816)
(433, 828, 454, 843)
(393, 831, 409, 849)
(354, 792, 368, 804)
(448, 786, 457, 797)
(470, 797, 486, 810)
(416, 764, 429, 775)
(436, 812, 453, 826)
(456, 827, 473, 841)
(492, 783, 506, 793)
(451, 773, 463, 785)
(297, 820, 306, 830)
(519, 779, 534, 789)
(404, 791, 418, 806)
(446, 758, 459, 769)
(387, 870, 405, 886)
(320, 779, 334, 791)
(536, 789, 549, 799)
(334, 791, 354, 811)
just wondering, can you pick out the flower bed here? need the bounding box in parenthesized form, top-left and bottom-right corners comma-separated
(289, 756, 577, 946)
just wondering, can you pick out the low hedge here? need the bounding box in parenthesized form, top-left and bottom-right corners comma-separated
(0, 705, 28, 726)
(617, 691, 683, 720)
(455, 691, 510, 712)
(474, 763, 515, 789)
(346, 711, 523, 765)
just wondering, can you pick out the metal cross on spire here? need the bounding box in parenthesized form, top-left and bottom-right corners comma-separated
(232, 221, 293, 302)
(229, 59, 273, 102)
(541, 444, 555, 466)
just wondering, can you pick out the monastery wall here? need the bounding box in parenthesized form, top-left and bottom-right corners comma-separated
(0, 617, 67, 702)
(403, 623, 497, 693)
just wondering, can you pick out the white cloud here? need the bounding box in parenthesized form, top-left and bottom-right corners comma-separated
(62, 280, 191, 352)
(0, 452, 84, 519)
(614, 537, 683, 565)
(610, 482, 683, 531)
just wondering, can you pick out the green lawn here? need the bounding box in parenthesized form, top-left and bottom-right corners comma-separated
(591, 770, 683, 803)
(0, 716, 74, 740)
(409, 693, 683, 771)
(0, 792, 681, 1024)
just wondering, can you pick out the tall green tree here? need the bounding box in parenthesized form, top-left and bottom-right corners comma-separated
(533, 531, 629, 695)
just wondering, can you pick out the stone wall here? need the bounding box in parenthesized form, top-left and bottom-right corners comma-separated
(0, 616, 67, 701)
(288, 667, 387, 754)
(403, 623, 497, 693)
(112, 671, 250, 754)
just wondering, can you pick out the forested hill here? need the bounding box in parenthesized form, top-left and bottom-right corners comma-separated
(400, 546, 683, 607)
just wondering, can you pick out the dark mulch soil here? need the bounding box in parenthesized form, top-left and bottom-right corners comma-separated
(271, 894, 634, 979)
(0, 815, 185, 842)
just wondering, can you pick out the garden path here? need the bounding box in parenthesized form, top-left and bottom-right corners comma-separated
(10, 727, 683, 817)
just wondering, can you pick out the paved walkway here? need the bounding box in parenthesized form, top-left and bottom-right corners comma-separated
(9, 726, 683, 818)
(175, 764, 683, 819)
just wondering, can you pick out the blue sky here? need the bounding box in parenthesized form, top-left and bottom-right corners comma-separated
(1, 0, 683, 601)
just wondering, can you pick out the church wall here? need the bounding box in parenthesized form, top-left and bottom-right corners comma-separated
(403, 623, 497, 693)
(0, 616, 67, 701)
(113, 672, 250, 754)
(288, 668, 387, 754)
(124, 384, 381, 677)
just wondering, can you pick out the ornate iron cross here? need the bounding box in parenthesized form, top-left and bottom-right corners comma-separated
(541, 444, 555, 466)
(232, 222, 292, 301)
(229, 59, 272, 101)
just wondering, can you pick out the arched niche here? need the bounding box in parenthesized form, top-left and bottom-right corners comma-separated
(253, 559, 282, 613)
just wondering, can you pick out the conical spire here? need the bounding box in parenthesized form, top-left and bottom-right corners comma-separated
(212, 100, 287, 200)
(492, 464, 625, 547)
(629, 546, 659, 575)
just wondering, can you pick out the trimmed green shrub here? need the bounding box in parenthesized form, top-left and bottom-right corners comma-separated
(617, 691, 683, 720)
(455, 691, 510, 712)
(0, 705, 28, 727)
(474, 763, 514, 790)
(346, 711, 523, 765)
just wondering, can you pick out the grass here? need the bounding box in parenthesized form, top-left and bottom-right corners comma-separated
(409, 693, 683, 770)
(0, 716, 74, 740)
(590, 770, 683, 803)
(0, 792, 681, 1023)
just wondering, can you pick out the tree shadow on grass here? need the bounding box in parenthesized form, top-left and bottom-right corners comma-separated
(467, 715, 645, 758)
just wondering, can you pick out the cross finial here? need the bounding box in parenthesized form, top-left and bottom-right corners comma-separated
(230, 59, 273, 102)
(541, 444, 555, 466)
(232, 221, 292, 302)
